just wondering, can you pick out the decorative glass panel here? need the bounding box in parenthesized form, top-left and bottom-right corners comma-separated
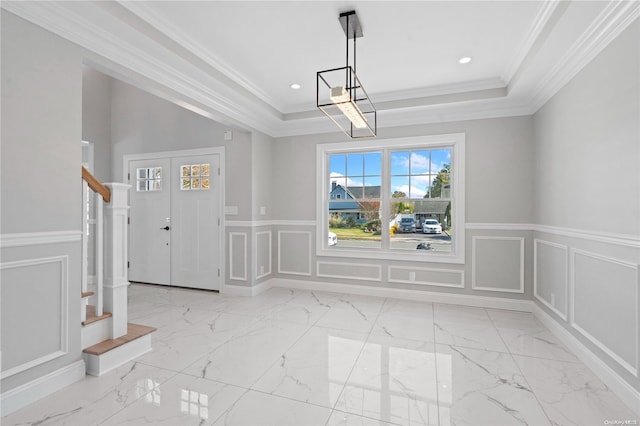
(180, 163, 211, 190)
(136, 167, 162, 192)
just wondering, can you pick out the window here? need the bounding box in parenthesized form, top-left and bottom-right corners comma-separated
(317, 134, 465, 263)
(137, 167, 163, 192)
(180, 163, 211, 190)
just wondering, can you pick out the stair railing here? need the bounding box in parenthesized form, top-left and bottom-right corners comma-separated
(82, 166, 108, 318)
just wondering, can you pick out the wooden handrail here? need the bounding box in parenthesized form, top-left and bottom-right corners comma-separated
(82, 166, 110, 202)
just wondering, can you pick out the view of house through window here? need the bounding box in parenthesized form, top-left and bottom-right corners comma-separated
(327, 147, 453, 253)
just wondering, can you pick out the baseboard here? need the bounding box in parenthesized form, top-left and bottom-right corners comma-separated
(222, 280, 273, 297)
(533, 303, 640, 417)
(270, 277, 533, 312)
(0, 360, 85, 417)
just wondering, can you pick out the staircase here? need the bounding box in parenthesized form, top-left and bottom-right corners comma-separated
(81, 168, 155, 376)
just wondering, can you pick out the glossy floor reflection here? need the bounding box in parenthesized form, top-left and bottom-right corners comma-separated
(3, 284, 637, 425)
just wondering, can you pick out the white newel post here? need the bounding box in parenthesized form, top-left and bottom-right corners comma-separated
(103, 183, 131, 339)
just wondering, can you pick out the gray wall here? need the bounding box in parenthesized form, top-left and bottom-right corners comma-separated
(251, 131, 275, 221)
(532, 19, 639, 393)
(533, 21, 639, 235)
(273, 117, 534, 223)
(1, 12, 82, 234)
(261, 116, 535, 299)
(1, 11, 82, 393)
(82, 67, 113, 182)
(109, 79, 252, 224)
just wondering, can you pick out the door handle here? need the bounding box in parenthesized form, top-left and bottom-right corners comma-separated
(161, 226, 170, 231)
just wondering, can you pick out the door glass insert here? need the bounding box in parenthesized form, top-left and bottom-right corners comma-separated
(180, 164, 211, 191)
(136, 167, 162, 192)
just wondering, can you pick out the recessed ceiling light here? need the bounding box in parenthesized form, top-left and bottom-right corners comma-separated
(290, 83, 301, 90)
(459, 57, 472, 64)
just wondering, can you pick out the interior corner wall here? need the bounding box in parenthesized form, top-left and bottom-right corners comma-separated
(532, 19, 640, 394)
(1, 10, 83, 399)
(82, 67, 113, 182)
(533, 20, 640, 236)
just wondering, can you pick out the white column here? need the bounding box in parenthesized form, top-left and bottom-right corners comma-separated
(103, 183, 131, 339)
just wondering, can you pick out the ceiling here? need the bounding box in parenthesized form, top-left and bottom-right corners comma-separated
(3, 1, 639, 137)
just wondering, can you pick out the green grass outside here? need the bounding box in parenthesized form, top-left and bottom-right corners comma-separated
(329, 227, 381, 241)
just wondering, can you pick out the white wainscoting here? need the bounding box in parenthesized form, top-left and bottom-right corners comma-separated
(317, 261, 382, 282)
(534, 239, 569, 320)
(0, 255, 69, 378)
(277, 230, 312, 276)
(387, 265, 464, 288)
(570, 248, 638, 376)
(229, 232, 247, 281)
(471, 236, 524, 293)
(254, 230, 272, 280)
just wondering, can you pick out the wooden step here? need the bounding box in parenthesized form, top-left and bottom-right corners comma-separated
(82, 305, 112, 326)
(81, 291, 95, 298)
(83, 323, 156, 356)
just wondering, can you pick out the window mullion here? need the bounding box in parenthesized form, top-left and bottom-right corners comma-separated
(381, 147, 390, 250)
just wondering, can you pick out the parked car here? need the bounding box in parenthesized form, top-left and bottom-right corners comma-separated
(328, 231, 338, 246)
(398, 217, 416, 233)
(422, 219, 442, 234)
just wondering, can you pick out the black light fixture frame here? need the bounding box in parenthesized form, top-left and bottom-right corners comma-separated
(317, 10, 377, 138)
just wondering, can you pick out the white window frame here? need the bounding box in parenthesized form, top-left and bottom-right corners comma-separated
(316, 133, 465, 264)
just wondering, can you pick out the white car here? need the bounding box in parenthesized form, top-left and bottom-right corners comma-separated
(328, 231, 338, 246)
(422, 219, 442, 234)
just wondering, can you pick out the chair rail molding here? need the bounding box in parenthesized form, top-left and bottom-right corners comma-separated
(0, 231, 82, 248)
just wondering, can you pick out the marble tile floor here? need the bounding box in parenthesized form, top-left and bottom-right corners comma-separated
(3, 283, 638, 426)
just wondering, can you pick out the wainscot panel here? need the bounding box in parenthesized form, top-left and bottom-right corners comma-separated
(278, 230, 312, 276)
(317, 261, 382, 282)
(254, 230, 272, 280)
(388, 266, 464, 288)
(534, 239, 569, 320)
(571, 248, 638, 376)
(229, 232, 247, 281)
(472, 236, 524, 293)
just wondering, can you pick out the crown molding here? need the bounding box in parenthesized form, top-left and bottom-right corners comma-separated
(528, 0, 640, 112)
(275, 96, 533, 137)
(3, 1, 637, 138)
(115, 1, 286, 113)
(1, 1, 282, 136)
(501, 0, 561, 84)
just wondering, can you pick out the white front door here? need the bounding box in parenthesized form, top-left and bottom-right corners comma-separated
(171, 154, 221, 290)
(128, 158, 172, 286)
(127, 153, 221, 291)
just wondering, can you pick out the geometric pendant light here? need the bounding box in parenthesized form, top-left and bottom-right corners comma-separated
(317, 10, 377, 138)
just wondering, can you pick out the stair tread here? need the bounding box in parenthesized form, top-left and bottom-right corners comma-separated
(82, 305, 112, 326)
(83, 323, 156, 356)
(81, 291, 95, 298)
